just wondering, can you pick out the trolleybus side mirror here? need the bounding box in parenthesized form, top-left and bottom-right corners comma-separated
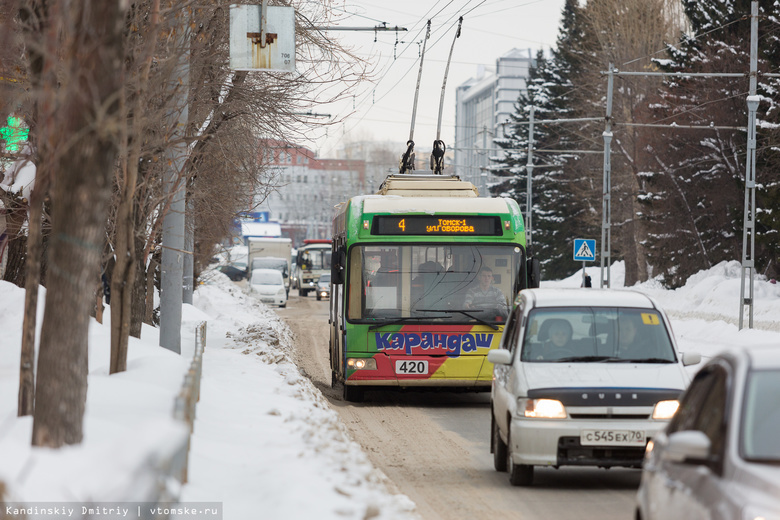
(332, 246, 346, 284)
(527, 257, 541, 289)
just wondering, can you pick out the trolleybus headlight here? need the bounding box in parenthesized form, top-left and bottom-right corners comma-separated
(347, 358, 377, 370)
(522, 398, 567, 419)
(652, 400, 679, 420)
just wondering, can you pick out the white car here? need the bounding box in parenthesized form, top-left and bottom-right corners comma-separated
(636, 344, 780, 520)
(488, 288, 701, 486)
(249, 268, 287, 308)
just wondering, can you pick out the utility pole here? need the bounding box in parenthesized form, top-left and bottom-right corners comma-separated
(526, 105, 535, 249)
(493, 113, 605, 254)
(740, 1, 759, 329)
(183, 198, 194, 305)
(600, 65, 614, 288)
(606, 2, 760, 326)
(160, 18, 190, 354)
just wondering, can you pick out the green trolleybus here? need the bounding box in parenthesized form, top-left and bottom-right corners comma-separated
(329, 173, 540, 401)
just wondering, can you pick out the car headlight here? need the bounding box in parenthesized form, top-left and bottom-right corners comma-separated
(522, 398, 567, 419)
(742, 506, 780, 520)
(346, 358, 377, 370)
(277, 288, 286, 295)
(652, 400, 679, 420)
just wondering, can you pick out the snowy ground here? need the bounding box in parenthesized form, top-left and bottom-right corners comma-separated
(1, 259, 778, 519)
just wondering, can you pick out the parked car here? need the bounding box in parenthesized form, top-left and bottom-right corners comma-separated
(249, 268, 287, 308)
(635, 344, 780, 520)
(316, 273, 331, 301)
(219, 263, 247, 281)
(487, 288, 701, 486)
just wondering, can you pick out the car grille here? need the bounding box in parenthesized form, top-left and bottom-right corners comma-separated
(568, 413, 650, 420)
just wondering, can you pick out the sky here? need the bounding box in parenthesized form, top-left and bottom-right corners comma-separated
(303, 0, 567, 158)
(2, 258, 780, 519)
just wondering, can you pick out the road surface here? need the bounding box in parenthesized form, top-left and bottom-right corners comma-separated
(278, 293, 641, 520)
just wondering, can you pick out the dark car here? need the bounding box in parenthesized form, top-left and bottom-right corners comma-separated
(219, 262, 247, 281)
(316, 273, 331, 301)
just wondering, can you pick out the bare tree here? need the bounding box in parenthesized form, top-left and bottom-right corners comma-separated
(104, 0, 371, 370)
(574, 0, 686, 285)
(5, 0, 370, 434)
(31, 0, 128, 447)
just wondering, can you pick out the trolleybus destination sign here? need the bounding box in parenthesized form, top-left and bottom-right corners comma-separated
(373, 215, 502, 236)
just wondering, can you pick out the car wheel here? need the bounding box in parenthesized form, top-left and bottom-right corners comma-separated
(316, 293, 321, 300)
(300, 289, 308, 297)
(506, 427, 533, 486)
(279, 303, 286, 308)
(492, 412, 508, 472)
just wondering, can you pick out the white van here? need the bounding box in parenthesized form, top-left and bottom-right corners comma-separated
(249, 268, 287, 308)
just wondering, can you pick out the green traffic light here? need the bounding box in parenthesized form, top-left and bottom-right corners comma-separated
(0, 115, 29, 153)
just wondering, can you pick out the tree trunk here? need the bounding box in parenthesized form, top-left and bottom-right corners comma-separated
(110, 0, 160, 369)
(32, 0, 127, 447)
(0, 196, 28, 285)
(18, 177, 46, 416)
(109, 147, 137, 373)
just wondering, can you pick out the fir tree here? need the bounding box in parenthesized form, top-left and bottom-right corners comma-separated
(489, 0, 598, 280)
(644, 0, 780, 286)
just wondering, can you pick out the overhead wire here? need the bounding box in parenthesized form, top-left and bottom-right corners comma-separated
(319, 0, 483, 156)
(622, 15, 748, 67)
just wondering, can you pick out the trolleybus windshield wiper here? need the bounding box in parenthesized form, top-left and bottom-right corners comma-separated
(368, 316, 452, 331)
(416, 309, 499, 330)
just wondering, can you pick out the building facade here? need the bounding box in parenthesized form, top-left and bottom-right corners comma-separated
(454, 48, 534, 195)
(255, 139, 366, 246)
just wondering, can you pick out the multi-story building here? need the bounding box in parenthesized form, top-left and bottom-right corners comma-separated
(255, 139, 366, 246)
(454, 48, 534, 195)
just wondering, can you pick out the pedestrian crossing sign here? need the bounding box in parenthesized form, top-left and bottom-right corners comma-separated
(573, 239, 596, 262)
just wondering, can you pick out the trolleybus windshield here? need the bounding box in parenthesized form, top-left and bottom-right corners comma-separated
(348, 243, 522, 325)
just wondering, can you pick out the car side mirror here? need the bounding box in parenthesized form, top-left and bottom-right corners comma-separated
(487, 349, 512, 365)
(682, 351, 701, 366)
(662, 430, 711, 464)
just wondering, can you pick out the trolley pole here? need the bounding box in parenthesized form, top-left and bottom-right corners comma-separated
(600, 65, 614, 288)
(739, 1, 759, 329)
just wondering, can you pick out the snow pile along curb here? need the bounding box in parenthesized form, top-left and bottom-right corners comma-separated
(183, 272, 418, 520)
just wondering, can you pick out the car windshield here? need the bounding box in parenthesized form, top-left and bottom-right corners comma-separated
(319, 274, 331, 284)
(741, 369, 780, 463)
(252, 270, 282, 285)
(300, 248, 331, 270)
(252, 257, 286, 271)
(347, 243, 522, 325)
(520, 307, 677, 363)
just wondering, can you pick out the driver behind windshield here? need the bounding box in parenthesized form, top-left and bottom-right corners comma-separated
(464, 266, 509, 318)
